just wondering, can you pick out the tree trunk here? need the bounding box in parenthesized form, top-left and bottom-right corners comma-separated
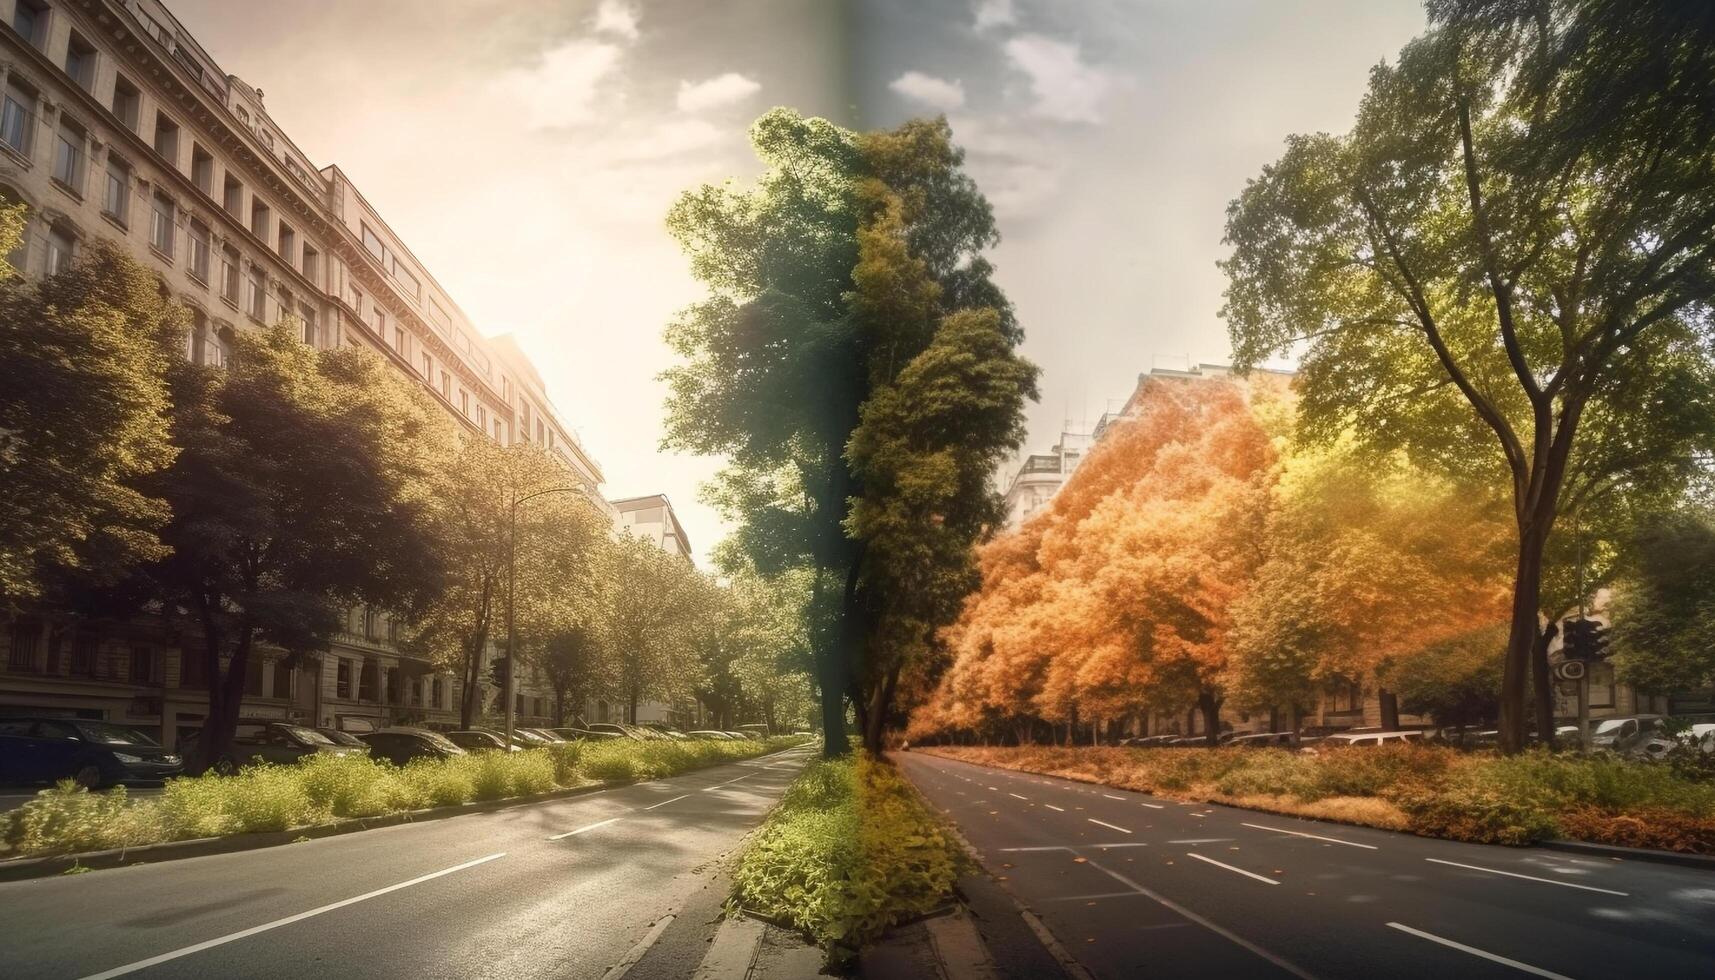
(195, 622, 255, 774)
(1379, 689, 1400, 731)
(1197, 691, 1222, 746)
(862, 664, 900, 754)
(1532, 621, 1559, 749)
(1500, 522, 1552, 754)
(1287, 702, 1301, 744)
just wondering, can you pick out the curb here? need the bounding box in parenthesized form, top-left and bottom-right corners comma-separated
(0, 745, 804, 883)
(1537, 838, 1715, 871)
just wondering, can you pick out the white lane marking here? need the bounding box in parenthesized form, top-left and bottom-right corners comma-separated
(702, 774, 752, 791)
(1139, 802, 1165, 809)
(1044, 804, 1065, 812)
(1087, 818, 1132, 835)
(548, 817, 622, 841)
(1049, 891, 1154, 902)
(1168, 838, 1232, 844)
(1009, 793, 1030, 800)
(988, 786, 999, 791)
(1083, 859, 1312, 979)
(1385, 923, 1574, 979)
(1186, 852, 1279, 885)
(1102, 794, 1127, 800)
(999, 845, 1071, 852)
(1424, 858, 1629, 896)
(643, 794, 690, 811)
(75, 852, 506, 980)
(1241, 822, 1378, 850)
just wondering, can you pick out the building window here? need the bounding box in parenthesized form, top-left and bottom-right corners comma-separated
(1328, 679, 1361, 714)
(52, 118, 87, 194)
(536, 419, 545, 444)
(111, 75, 140, 131)
(460, 389, 470, 416)
(301, 303, 318, 347)
(152, 112, 179, 165)
(129, 645, 157, 684)
(393, 327, 406, 355)
(223, 173, 243, 216)
(336, 658, 352, 699)
(432, 676, 444, 708)
(440, 371, 451, 399)
(103, 156, 131, 225)
(179, 647, 206, 689)
(248, 266, 267, 320)
(188, 220, 211, 283)
(46, 225, 75, 276)
(411, 678, 424, 707)
(70, 633, 99, 677)
(243, 661, 264, 697)
(302, 244, 319, 286)
(7, 620, 39, 671)
(191, 144, 214, 195)
(358, 661, 379, 702)
(220, 245, 241, 304)
(1, 82, 37, 156)
(477, 404, 487, 429)
(12, 1, 46, 49)
(277, 221, 296, 265)
(272, 659, 293, 700)
(250, 199, 270, 241)
(421, 352, 432, 378)
(150, 193, 175, 256)
(64, 31, 97, 91)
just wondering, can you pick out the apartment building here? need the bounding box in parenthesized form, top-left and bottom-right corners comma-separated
(999, 428, 1090, 529)
(0, 0, 601, 744)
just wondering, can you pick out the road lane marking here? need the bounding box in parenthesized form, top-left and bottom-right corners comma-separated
(643, 794, 690, 811)
(1009, 793, 1030, 800)
(1082, 859, 1312, 979)
(1087, 818, 1132, 834)
(75, 852, 507, 980)
(1424, 858, 1629, 896)
(702, 774, 752, 791)
(1385, 923, 1574, 979)
(1050, 891, 1154, 902)
(1139, 802, 1165, 809)
(1102, 793, 1127, 800)
(1186, 852, 1279, 884)
(1044, 804, 1065, 812)
(1241, 822, 1378, 850)
(999, 845, 1071, 852)
(548, 817, 621, 840)
(1168, 838, 1232, 844)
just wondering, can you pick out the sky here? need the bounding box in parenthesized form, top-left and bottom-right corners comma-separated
(169, 0, 1431, 565)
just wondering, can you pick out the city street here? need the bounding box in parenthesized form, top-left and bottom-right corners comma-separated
(0, 745, 812, 980)
(898, 751, 1715, 980)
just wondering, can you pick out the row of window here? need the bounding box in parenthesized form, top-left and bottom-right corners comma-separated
(332, 657, 447, 710)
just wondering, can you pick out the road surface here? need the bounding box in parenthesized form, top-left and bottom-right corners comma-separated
(898, 750, 1715, 980)
(0, 745, 812, 979)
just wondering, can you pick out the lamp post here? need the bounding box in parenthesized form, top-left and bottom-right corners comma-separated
(506, 485, 585, 751)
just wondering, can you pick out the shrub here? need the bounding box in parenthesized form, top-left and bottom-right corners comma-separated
(4, 783, 159, 855)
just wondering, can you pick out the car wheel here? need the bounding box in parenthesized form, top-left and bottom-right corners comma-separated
(72, 763, 105, 789)
(212, 758, 237, 777)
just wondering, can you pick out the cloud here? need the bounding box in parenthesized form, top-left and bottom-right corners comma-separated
(675, 72, 762, 112)
(947, 114, 1062, 218)
(889, 71, 966, 111)
(611, 117, 726, 162)
(497, 38, 625, 129)
(593, 0, 640, 41)
(1003, 34, 1112, 124)
(973, 0, 1016, 32)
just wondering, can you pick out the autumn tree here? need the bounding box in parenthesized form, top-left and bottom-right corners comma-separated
(1221, 0, 1715, 751)
(0, 231, 180, 609)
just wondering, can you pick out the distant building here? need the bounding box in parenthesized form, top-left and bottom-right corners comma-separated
(1001, 428, 1090, 528)
(610, 494, 693, 561)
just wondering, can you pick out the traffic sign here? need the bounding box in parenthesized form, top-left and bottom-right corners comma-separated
(1553, 660, 1587, 681)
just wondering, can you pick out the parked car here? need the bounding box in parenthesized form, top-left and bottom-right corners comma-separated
(560, 727, 625, 741)
(468, 726, 554, 749)
(686, 730, 736, 740)
(737, 724, 770, 739)
(359, 728, 466, 766)
(446, 730, 516, 753)
(1310, 730, 1426, 750)
(640, 723, 688, 740)
(185, 721, 366, 774)
(316, 728, 370, 749)
(1590, 714, 1665, 749)
(1128, 734, 1181, 748)
(725, 730, 759, 741)
(1228, 732, 1295, 748)
(0, 717, 183, 788)
(1620, 721, 1715, 761)
(586, 723, 650, 741)
(520, 727, 569, 743)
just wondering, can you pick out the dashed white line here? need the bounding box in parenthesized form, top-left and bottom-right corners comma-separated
(1386, 923, 1574, 979)
(1241, 822, 1378, 850)
(1087, 818, 1132, 835)
(702, 774, 752, 791)
(1424, 858, 1630, 896)
(1009, 793, 1030, 801)
(1102, 794, 1127, 800)
(1044, 804, 1065, 812)
(643, 794, 690, 811)
(1168, 838, 1232, 844)
(1186, 852, 1279, 884)
(75, 852, 507, 980)
(548, 817, 621, 841)
(1138, 802, 1165, 809)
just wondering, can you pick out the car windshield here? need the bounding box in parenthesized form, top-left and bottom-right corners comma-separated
(1594, 719, 1630, 736)
(418, 731, 462, 752)
(283, 725, 335, 746)
(320, 730, 366, 747)
(75, 722, 160, 747)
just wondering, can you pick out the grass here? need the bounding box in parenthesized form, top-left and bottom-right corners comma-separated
(920, 744, 1715, 853)
(0, 736, 806, 860)
(732, 751, 970, 969)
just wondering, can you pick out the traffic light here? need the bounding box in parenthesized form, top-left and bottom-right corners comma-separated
(489, 655, 511, 688)
(1562, 618, 1610, 661)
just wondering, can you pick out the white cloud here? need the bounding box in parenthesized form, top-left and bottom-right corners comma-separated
(611, 117, 726, 161)
(497, 38, 625, 129)
(889, 71, 966, 111)
(948, 114, 1062, 218)
(1003, 34, 1112, 124)
(675, 72, 762, 112)
(593, 0, 640, 41)
(973, 0, 1016, 32)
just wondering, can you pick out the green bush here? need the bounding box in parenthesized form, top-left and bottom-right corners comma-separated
(734, 753, 967, 967)
(0, 733, 805, 859)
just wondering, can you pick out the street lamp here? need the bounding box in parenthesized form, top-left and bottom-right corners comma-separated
(506, 484, 585, 751)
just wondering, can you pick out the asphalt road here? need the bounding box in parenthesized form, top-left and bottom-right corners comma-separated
(0, 745, 813, 980)
(898, 750, 1715, 980)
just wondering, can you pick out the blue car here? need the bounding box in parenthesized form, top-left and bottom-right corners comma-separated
(0, 717, 183, 788)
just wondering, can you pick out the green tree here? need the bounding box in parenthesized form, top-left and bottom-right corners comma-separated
(1387, 624, 1508, 732)
(597, 532, 708, 724)
(0, 231, 179, 609)
(1609, 508, 1715, 696)
(123, 326, 448, 771)
(539, 623, 608, 727)
(1221, 0, 1715, 752)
